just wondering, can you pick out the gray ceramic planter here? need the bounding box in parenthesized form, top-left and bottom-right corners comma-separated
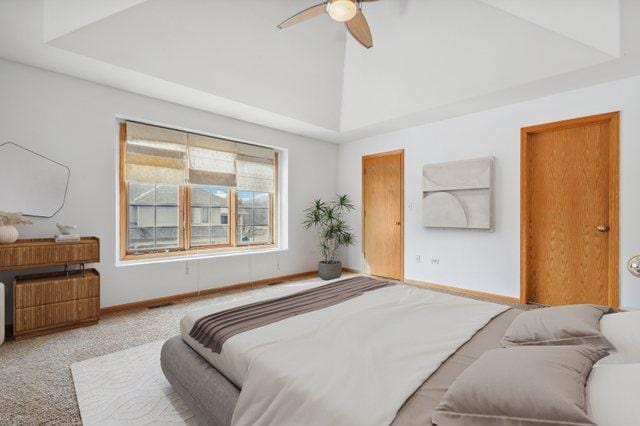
(318, 261, 342, 280)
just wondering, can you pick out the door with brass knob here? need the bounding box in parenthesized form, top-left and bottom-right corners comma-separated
(521, 112, 619, 308)
(362, 150, 404, 281)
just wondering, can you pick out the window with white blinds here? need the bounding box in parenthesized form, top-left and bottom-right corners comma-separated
(120, 121, 278, 257)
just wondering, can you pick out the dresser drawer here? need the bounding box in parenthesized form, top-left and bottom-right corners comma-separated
(14, 270, 100, 309)
(0, 237, 100, 270)
(14, 297, 99, 334)
(13, 269, 100, 339)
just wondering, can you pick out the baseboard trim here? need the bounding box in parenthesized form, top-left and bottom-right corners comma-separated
(405, 278, 520, 305)
(342, 267, 361, 273)
(100, 270, 319, 315)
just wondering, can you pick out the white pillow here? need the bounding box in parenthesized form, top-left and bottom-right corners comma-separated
(587, 363, 640, 426)
(598, 311, 640, 364)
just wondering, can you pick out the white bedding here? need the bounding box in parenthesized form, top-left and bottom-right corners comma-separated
(587, 363, 640, 426)
(180, 278, 344, 387)
(587, 311, 640, 426)
(180, 277, 508, 425)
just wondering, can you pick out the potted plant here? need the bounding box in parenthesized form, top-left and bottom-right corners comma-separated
(303, 194, 356, 280)
(0, 211, 33, 244)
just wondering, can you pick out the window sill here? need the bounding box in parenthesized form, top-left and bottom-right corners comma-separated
(115, 245, 287, 267)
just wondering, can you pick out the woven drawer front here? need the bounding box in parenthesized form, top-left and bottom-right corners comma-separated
(0, 239, 100, 269)
(14, 270, 100, 309)
(14, 297, 99, 334)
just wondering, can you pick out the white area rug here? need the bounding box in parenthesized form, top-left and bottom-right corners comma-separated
(71, 340, 194, 425)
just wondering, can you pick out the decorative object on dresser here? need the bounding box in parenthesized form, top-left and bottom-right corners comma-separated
(422, 156, 495, 230)
(56, 223, 80, 243)
(303, 194, 355, 280)
(0, 211, 33, 244)
(0, 142, 70, 218)
(56, 223, 78, 234)
(0, 237, 100, 340)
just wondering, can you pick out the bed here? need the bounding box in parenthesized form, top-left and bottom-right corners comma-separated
(162, 307, 520, 425)
(160, 275, 627, 425)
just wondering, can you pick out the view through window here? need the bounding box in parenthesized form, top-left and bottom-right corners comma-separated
(120, 121, 277, 259)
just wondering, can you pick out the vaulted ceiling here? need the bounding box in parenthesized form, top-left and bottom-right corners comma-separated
(1, 0, 639, 143)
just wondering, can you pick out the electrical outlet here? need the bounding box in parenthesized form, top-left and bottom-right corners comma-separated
(276, 255, 281, 271)
(408, 202, 413, 211)
(430, 258, 440, 265)
(185, 261, 191, 275)
(415, 255, 421, 263)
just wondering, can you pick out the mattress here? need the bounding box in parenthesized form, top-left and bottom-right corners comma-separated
(162, 307, 521, 425)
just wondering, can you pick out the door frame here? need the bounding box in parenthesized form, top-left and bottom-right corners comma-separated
(520, 112, 620, 307)
(362, 149, 405, 281)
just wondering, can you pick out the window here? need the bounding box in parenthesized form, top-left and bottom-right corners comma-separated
(236, 190, 271, 245)
(128, 183, 180, 250)
(119, 121, 278, 260)
(190, 186, 230, 247)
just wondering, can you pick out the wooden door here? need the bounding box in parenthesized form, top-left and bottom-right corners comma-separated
(362, 150, 404, 280)
(521, 112, 619, 307)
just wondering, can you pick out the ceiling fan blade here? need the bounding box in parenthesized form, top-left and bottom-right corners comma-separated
(345, 10, 373, 49)
(277, 3, 326, 29)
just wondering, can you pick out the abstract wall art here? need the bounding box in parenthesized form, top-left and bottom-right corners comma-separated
(422, 156, 494, 230)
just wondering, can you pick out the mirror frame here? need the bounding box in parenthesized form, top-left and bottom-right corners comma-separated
(0, 142, 71, 218)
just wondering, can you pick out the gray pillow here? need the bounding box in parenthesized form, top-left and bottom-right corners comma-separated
(431, 345, 608, 426)
(500, 304, 613, 350)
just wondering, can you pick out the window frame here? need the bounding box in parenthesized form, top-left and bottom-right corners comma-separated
(118, 122, 279, 261)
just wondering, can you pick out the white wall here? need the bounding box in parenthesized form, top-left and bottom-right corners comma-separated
(339, 74, 640, 310)
(0, 59, 338, 322)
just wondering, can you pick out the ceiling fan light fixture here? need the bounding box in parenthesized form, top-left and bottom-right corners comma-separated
(277, 0, 373, 49)
(326, 0, 358, 22)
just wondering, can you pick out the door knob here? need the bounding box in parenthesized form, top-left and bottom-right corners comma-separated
(628, 255, 640, 277)
(596, 225, 610, 232)
(395, 221, 401, 225)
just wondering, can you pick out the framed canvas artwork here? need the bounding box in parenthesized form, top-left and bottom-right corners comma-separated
(422, 157, 494, 230)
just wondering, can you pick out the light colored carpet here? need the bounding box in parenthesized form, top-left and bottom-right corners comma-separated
(0, 278, 317, 425)
(0, 274, 527, 425)
(72, 340, 195, 425)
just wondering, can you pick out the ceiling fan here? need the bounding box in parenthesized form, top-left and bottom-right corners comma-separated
(277, 0, 379, 49)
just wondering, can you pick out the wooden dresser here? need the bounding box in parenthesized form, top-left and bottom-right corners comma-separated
(0, 237, 100, 340)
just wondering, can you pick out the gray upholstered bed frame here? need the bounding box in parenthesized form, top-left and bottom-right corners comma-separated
(161, 308, 521, 426)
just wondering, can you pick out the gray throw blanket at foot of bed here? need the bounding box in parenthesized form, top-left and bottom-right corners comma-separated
(189, 276, 394, 353)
